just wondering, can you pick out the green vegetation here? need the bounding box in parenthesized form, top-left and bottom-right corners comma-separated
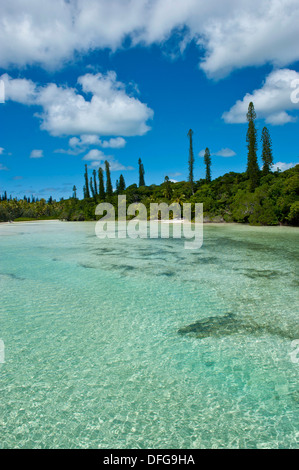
(138, 158, 145, 187)
(1, 102, 298, 226)
(105, 160, 113, 198)
(261, 126, 273, 175)
(246, 102, 260, 191)
(1, 164, 298, 225)
(204, 147, 211, 183)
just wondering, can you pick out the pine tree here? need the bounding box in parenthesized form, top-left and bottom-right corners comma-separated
(98, 167, 105, 200)
(163, 176, 172, 200)
(105, 160, 113, 197)
(118, 174, 126, 192)
(90, 176, 96, 199)
(138, 158, 145, 187)
(92, 169, 98, 196)
(187, 129, 195, 193)
(84, 164, 90, 199)
(261, 126, 273, 174)
(204, 147, 211, 182)
(246, 102, 260, 191)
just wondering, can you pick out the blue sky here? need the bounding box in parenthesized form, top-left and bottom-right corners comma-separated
(0, 0, 299, 200)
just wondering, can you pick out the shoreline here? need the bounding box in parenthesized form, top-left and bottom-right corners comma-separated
(0, 219, 297, 229)
(0, 219, 61, 224)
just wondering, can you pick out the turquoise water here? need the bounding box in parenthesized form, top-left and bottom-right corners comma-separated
(0, 221, 298, 449)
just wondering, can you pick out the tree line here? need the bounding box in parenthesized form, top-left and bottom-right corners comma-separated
(0, 101, 298, 225)
(81, 157, 146, 202)
(187, 102, 273, 192)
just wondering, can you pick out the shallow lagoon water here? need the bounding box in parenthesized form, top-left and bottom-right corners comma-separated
(0, 221, 298, 448)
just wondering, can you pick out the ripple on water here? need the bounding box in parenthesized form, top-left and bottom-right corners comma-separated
(0, 221, 298, 449)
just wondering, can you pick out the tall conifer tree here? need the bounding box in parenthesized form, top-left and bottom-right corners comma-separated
(105, 160, 113, 197)
(138, 158, 145, 186)
(246, 102, 260, 191)
(118, 174, 126, 192)
(261, 126, 273, 174)
(90, 177, 96, 199)
(204, 147, 211, 182)
(84, 164, 90, 199)
(92, 169, 98, 196)
(163, 176, 172, 200)
(98, 167, 105, 200)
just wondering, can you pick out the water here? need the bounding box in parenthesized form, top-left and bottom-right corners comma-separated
(0, 221, 298, 449)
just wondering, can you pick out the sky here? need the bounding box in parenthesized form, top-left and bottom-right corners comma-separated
(0, 0, 299, 200)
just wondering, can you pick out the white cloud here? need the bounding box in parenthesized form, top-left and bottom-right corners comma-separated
(215, 148, 236, 157)
(0, 147, 4, 155)
(273, 162, 297, 172)
(82, 149, 107, 162)
(223, 69, 299, 125)
(199, 148, 236, 157)
(0, 163, 8, 171)
(69, 135, 126, 149)
(1, 72, 153, 137)
(30, 149, 43, 158)
(101, 137, 126, 149)
(0, 75, 37, 104)
(82, 149, 134, 171)
(1, 1, 299, 78)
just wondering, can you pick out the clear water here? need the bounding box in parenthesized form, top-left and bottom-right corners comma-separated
(0, 221, 298, 449)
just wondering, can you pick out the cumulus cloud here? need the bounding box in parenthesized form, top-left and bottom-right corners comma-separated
(30, 149, 43, 158)
(0, 1, 299, 77)
(199, 148, 236, 157)
(273, 162, 297, 172)
(82, 149, 134, 171)
(223, 69, 299, 125)
(215, 148, 236, 157)
(69, 135, 126, 149)
(1, 72, 153, 137)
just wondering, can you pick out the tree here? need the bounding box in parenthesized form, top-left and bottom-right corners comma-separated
(92, 169, 98, 196)
(204, 147, 211, 182)
(163, 176, 172, 200)
(72, 185, 77, 199)
(246, 102, 260, 191)
(105, 160, 113, 197)
(118, 174, 126, 192)
(187, 129, 195, 193)
(98, 167, 105, 200)
(90, 177, 96, 199)
(84, 164, 90, 199)
(261, 126, 273, 175)
(138, 158, 145, 186)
